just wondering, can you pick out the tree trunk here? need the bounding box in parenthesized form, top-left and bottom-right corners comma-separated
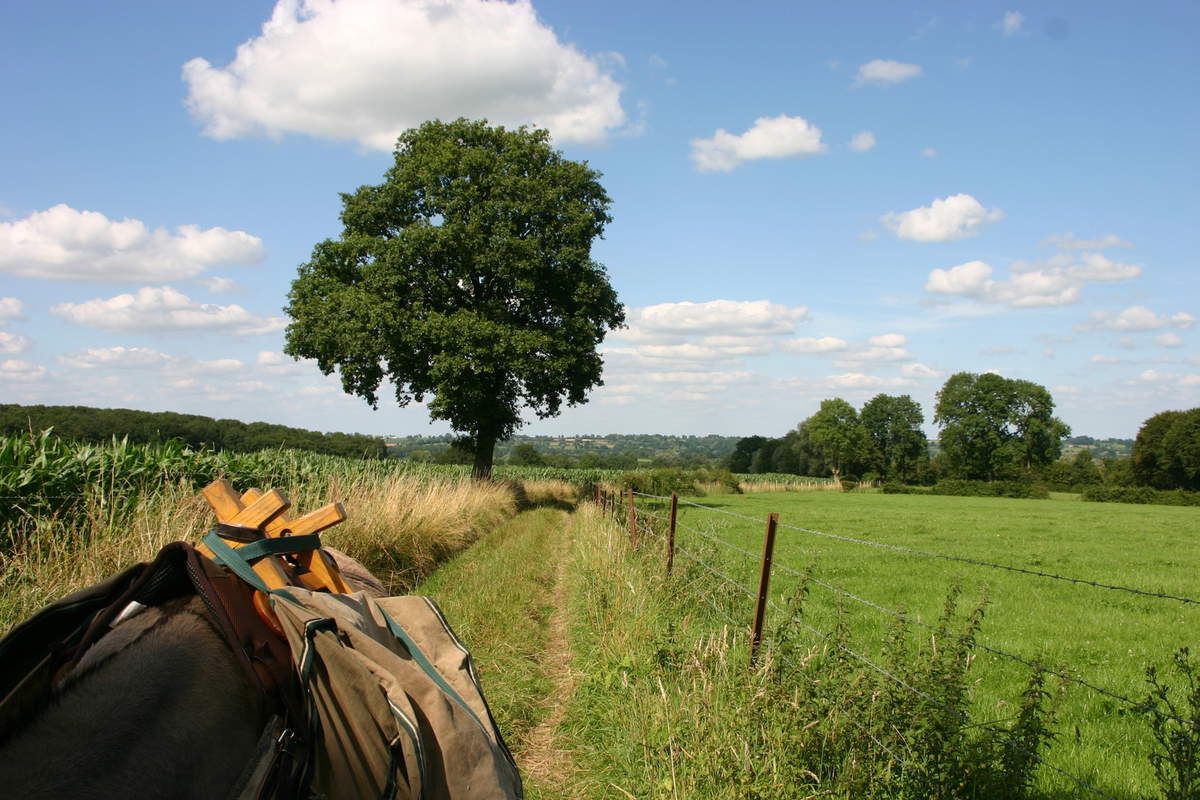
(472, 430, 497, 481)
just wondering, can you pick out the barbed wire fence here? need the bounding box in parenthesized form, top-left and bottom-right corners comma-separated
(589, 484, 1198, 799)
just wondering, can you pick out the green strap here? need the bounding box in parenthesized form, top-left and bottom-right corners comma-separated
(377, 607, 491, 741)
(203, 530, 271, 593)
(237, 534, 321, 563)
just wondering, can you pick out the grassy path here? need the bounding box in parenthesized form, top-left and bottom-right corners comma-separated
(416, 507, 574, 797)
(519, 517, 579, 795)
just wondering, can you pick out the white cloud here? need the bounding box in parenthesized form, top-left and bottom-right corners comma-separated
(0, 331, 30, 355)
(921, 147, 938, 158)
(51, 286, 287, 335)
(0, 204, 264, 282)
(623, 300, 809, 338)
(883, 194, 1003, 242)
(609, 341, 769, 361)
(0, 359, 46, 382)
(900, 362, 942, 379)
(824, 372, 915, 390)
(868, 332, 906, 347)
(828, 372, 886, 389)
(59, 346, 174, 369)
(849, 131, 876, 152)
(193, 358, 247, 374)
(1156, 332, 1184, 348)
(183, 0, 627, 148)
(1078, 305, 1196, 333)
(925, 253, 1143, 309)
(0, 297, 23, 322)
(853, 59, 922, 87)
(925, 260, 994, 297)
(781, 336, 847, 354)
(640, 370, 754, 386)
(1000, 270, 1080, 307)
(1090, 354, 1121, 364)
(1000, 11, 1024, 36)
(691, 115, 826, 172)
(1045, 232, 1131, 251)
(199, 276, 239, 293)
(1062, 252, 1141, 282)
(834, 345, 911, 366)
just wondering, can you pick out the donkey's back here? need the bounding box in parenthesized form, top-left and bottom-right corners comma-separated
(0, 595, 267, 799)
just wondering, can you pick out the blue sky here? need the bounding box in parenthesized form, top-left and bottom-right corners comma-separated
(1, 1, 1196, 439)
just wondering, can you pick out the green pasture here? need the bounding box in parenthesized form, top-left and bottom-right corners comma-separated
(647, 490, 1200, 798)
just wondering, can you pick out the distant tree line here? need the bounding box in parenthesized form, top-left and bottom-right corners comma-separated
(728, 373, 1200, 493)
(728, 393, 934, 483)
(0, 404, 387, 458)
(390, 433, 740, 469)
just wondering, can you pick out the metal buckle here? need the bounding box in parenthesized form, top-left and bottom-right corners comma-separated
(277, 726, 297, 755)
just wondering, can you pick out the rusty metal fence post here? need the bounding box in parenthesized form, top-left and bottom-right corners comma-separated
(749, 512, 779, 669)
(666, 492, 678, 575)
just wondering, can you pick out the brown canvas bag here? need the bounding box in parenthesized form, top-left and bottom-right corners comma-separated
(202, 532, 522, 799)
(266, 588, 523, 800)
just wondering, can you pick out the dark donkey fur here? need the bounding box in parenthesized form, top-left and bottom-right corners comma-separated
(0, 547, 385, 798)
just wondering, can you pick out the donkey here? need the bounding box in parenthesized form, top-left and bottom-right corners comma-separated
(0, 547, 385, 799)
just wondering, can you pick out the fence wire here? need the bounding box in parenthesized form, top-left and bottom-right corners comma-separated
(672, 545, 757, 599)
(777, 608, 1119, 800)
(769, 559, 1173, 723)
(664, 501, 1175, 723)
(614, 493, 1132, 797)
(673, 497, 1200, 607)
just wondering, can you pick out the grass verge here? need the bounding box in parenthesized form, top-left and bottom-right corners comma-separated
(558, 503, 1067, 799)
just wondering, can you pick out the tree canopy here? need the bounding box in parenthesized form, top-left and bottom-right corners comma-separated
(1132, 408, 1200, 490)
(934, 372, 1069, 480)
(726, 394, 927, 481)
(803, 398, 871, 480)
(0, 403, 385, 458)
(285, 119, 625, 478)
(860, 393, 927, 482)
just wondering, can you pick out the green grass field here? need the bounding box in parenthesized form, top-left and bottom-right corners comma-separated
(648, 490, 1200, 798)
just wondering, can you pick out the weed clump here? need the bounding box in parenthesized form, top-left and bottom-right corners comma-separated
(1143, 648, 1200, 800)
(562, 504, 1062, 799)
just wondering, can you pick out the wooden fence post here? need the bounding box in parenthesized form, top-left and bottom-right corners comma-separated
(749, 512, 779, 669)
(626, 488, 637, 546)
(594, 484, 601, 506)
(666, 492, 678, 575)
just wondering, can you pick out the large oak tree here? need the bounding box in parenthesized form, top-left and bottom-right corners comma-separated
(1132, 408, 1200, 490)
(285, 119, 624, 478)
(934, 372, 1069, 480)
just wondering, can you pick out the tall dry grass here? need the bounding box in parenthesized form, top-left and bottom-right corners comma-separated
(516, 479, 578, 509)
(0, 481, 211, 633)
(320, 474, 517, 591)
(0, 473, 520, 634)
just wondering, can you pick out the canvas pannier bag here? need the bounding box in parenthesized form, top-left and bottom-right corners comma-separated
(204, 533, 523, 800)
